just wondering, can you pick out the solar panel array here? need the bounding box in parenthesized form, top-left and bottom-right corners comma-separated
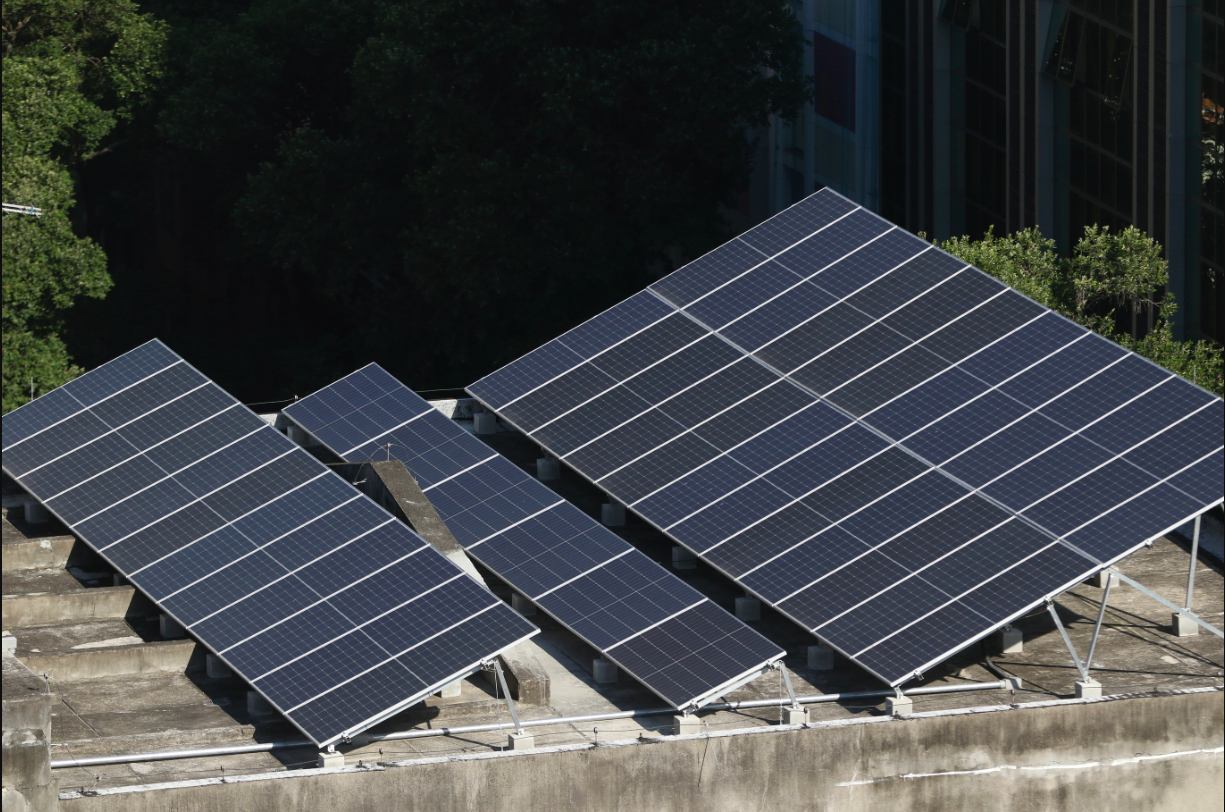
(1, 341, 537, 747)
(284, 365, 785, 709)
(468, 189, 1225, 686)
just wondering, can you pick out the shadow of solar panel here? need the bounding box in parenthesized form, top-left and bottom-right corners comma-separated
(285, 364, 784, 709)
(2, 340, 536, 747)
(467, 188, 1223, 687)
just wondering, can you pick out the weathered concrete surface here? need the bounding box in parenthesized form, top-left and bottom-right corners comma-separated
(3, 650, 58, 812)
(57, 688, 1223, 812)
(330, 459, 551, 706)
(13, 620, 198, 682)
(2, 584, 148, 629)
(2, 535, 76, 575)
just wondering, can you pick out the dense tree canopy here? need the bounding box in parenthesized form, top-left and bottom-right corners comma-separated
(2, 0, 165, 411)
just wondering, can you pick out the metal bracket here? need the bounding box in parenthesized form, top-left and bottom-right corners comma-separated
(1185, 514, 1202, 612)
(774, 662, 801, 710)
(487, 658, 524, 735)
(1084, 570, 1115, 674)
(1046, 601, 1088, 682)
(1111, 570, 1224, 639)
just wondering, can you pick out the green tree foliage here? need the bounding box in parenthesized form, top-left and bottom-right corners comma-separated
(2, 0, 166, 412)
(941, 226, 1224, 396)
(154, 0, 810, 387)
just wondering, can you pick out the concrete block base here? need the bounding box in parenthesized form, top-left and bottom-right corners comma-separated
(2, 636, 16, 654)
(886, 695, 913, 717)
(1172, 612, 1199, 637)
(1086, 571, 1117, 589)
(536, 458, 560, 480)
(434, 679, 462, 698)
(673, 715, 701, 736)
(511, 593, 536, 616)
(807, 645, 834, 670)
(593, 658, 618, 684)
(734, 597, 760, 622)
(508, 731, 535, 750)
(205, 654, 232, 679)
(997, 625, 1023, 654)
(601, 503, 626, 526)
(672, 547, 697, 570)
(318, 751, 344, 769)
(248, 691, 275, 716)
(24, 500, 49, 524)
(159, 614, 186, 639)
(474, 413, 498, 435)
(1075, 679, 1103, 699)
(783, 707, 810, 725)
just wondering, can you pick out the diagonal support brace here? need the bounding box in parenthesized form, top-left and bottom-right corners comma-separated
(1047, 600, 1088, 682)
(1083, 570, 1114, 673)
(489, 659, 524, 735)
(1111, 571, 1224, 639)
(775, 662, 801, 711)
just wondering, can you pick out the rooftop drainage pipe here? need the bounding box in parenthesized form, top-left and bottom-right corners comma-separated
(49, 679, 1012, 769)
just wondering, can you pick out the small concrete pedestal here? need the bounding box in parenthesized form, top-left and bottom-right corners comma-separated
(511, 593, 536, 616)
(474, 413, 498, 435)
(997, 625, 1023, 654)
(536, 458, 560, 480)
(1086, 571, 1117, 589)
(886, 694, 913, 717)
(807, 645, 834, 671)
(206, 654, 232, 679)
(734, 597, 760, 622)
(434, 679, 462, 698)
(1075, 678, 1103, 698)
(318, 751, 344, 769)
(672, 547, 697, 571)
(23, 500, 49, 525)
(783, 707, 810, 725)
(601, 503, 626, 527)
(593, 658, 618, 684)
(2, 635, 16, 653)
(673, 715, 701, 735)
(248, 691, 275, 716)
(1173, 612, 1199, 637)
(160, 614, 186, 639)
(508, 731, 535, 750)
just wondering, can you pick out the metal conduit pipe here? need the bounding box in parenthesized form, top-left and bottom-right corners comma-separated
(50, 680, 1012, 768)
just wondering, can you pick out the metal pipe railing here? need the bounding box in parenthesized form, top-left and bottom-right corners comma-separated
(49, 680, 1012, 769)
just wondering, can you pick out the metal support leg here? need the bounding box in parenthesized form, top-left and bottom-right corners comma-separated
(491, 659, 523, 735)
(1046, 601, 1088, 682)
(1185, 514, 1202, 611)
(1111, 571, 1224, 639)
(777, 663, 801, 710)
(1084, 571, 1114, 673)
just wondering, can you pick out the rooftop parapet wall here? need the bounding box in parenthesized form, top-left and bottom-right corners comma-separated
(57, 687, 1223, 812)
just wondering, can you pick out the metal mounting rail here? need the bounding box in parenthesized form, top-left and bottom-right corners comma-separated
(49, 680, 1013, 768)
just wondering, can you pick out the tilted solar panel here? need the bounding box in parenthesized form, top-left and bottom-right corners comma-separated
(284, 365, 785, 709)
(2, 340, 537, 746)
(468, 188, 1224, 686)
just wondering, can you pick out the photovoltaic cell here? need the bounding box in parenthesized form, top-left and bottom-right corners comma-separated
(468, 188, 1223, 686)
(285, 365, 784, 709)
(2, 340, 536, 747)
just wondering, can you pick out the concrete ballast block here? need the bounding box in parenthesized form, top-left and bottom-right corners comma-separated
(734, 597, 760, 622)
(206, 653, 232, 679)
(2, 636, 16, 653)
(434, 679, 462, 698)
(998, 625, 1023, 654)
(783, 707, 810, 725)
(508, 731, 535, 750)
(248, 691, 276, 716)
(23, 500, 49, 525)
(673, 715, 701, 735)
(807, 644, 834, 670)
(593, 658, 618, 684)
(1172, 611, 1199, 637)
(886, 694, 913, 717)
(1076, 678, 1103, 699)
(511, 593, 536, 616)
(536, 458, 560, 480)
(474, 413, 498, 434)
(601, 503, 626, 527)
(318, 751, 344, 769)
(160, 614, 186, 639)
(672, 546, 697, 571)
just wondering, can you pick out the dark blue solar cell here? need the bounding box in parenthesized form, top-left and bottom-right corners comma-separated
(918, 291, 1049, 365)
(558, 290, 677, 359)
(224, 601, 359, 679)
(801, 448, 930, 525)
(76, 476, 198, 548)
(652, 357, 779, 427)
(88, 363, 209, 428)
(565, 408, 690, 480)
(46, 454, 169, 524)
(718, 280, 840, 352)
(702, 501, 833, 572)
(634, 453, 760, 528)
(665, 476, 794, 549)
(497, 358, 621, 433)
(780, 552, 911, 631)
(1119, 403, 1224, 481)
(61, 340, 181, 408)
(817, 575, 956, 654)
(532, 383, 661, 456)
(651, 238, 769, 307)
(616, 334, 744, 407)
(843, 248, 969, 319)
(753, 300, 875, 375)
(849, 599, 988, 684)
(759, 424, 892, 496)
(328, 551, 462, 626)
(862, 367, 991, 439)
(1, 386, 87, 452)
(838, 472, 971, 547)
(955, 312, 1086, 385)
(161, 548, 292, 625)
(172, 429, 295, 496)
(789, 322, 913, 395)
(201, 451, 322, 522)
(1021, 457, 1161, 537)
(291, 659, 427, 743)
(998, 332, 1129, 408)
(1079, 381, 1217, 455)
(979, 435, 1116, 511)
(256, 627, 409, 712)
(20, 431, 141, 499)
(2, 409, 113, 477)
(1065, 483, 1206, 564)
(1037, 355, 1174, 433)
(600, 431, 724, 504)
(880, 270, 1005, 341)
(103, 501, 227, 572)
(140, 406, 264, 476)
(904, 389, 1032, 464)
(957, 543, 1093, 627)
(827, 341, 954, 418)
(768, 208, 888, 274)
(738, 189, 860, 255)
(117, 385, 243, 452)
(726, 400, 858, 473)
(738, 524, 871, 603)
(584, 313, 709, 381)
(692, 380, 817, 452)
(230, 474, 360, 548)
(802, 228, 932, 300)
(467, 339, 587, 411)
(683, 260, 804, 330)
(1166, 452, 1225, 509)
(944, 412, 1106, 489)
(136, 525, 257, 600)
(189, 574, 339, 653)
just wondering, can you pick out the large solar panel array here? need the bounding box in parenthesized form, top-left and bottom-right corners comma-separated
(1, 340, 537, 746)
(284, 365, 785, 709)
(468, 189, 1225, 686)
